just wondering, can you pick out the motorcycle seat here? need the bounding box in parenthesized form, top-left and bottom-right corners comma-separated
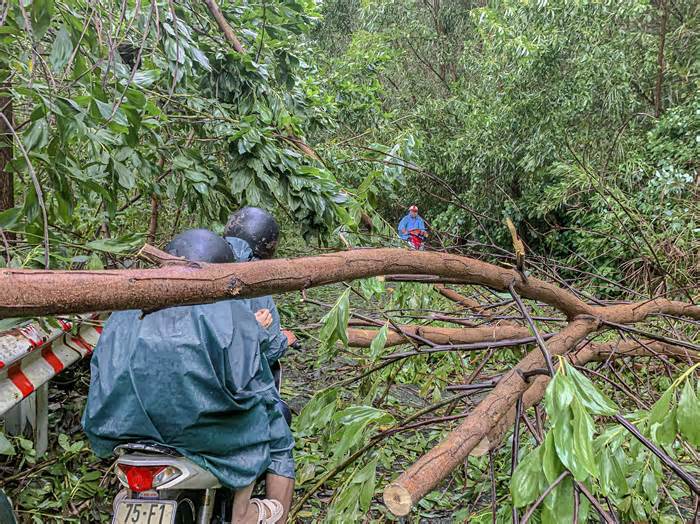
(114, 441, 182, 457)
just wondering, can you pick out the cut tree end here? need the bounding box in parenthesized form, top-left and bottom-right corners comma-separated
(383, 483, 413, 516)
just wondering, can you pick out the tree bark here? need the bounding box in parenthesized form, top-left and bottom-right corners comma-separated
(1, 247, 698, 322)
(346, 325, 531, 348)
(202, 0, 246, 53)
(433, 284, 483, 312)
(146, 194, 159, 245)
(0, 82, 13, 215)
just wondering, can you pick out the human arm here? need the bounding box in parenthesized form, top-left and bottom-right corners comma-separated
(397, 216, 410, 239)
(257, 298, 289, 364)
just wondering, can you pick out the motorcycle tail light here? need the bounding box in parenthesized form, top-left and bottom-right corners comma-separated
(116, 464, 182, 492)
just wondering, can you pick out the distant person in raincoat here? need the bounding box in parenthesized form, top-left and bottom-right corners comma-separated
(83, 229, 292, 524)
(398, 205, 428, 250)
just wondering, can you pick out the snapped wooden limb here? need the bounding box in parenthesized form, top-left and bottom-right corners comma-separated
(382, 324, 699, 516)
(346, 325, 532, 348)
(0, 247, 604, 319)
(382, 319, 599, 515)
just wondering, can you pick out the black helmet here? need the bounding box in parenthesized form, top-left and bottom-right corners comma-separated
(165, 229, 235, 263)
(224, 207, 279, 259)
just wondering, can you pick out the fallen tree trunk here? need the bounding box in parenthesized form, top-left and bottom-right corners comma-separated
(381, 306, 699, 516)
(346, 325, 531, 348)
(0, 247, 598, 319)
(4, 245, 697, 322)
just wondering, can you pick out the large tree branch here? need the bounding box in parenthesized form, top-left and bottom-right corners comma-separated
(346, 325, 532, 348)
(1, 247, 698, 322)
(382, 318, 599, 515)
(0, 247, 600, 319)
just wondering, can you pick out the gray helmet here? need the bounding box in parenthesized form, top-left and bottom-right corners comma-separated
(224, 207, 279, 259)
(165, 229, 234, 263)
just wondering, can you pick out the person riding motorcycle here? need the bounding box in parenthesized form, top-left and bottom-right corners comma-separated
(398, 205, 428, 250)
(223, 207, 297, 519)
(224, 207, 297, 368)
(82, 229, 292, 524)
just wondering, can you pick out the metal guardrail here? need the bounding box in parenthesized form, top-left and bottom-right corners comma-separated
(0, 315, 102, 417)
(0, 315, 102, 457)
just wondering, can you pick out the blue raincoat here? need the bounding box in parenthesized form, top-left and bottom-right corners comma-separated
(397, 214, 426, 240)
(82, 299, 294, 489)
(225, 237, 288, 364)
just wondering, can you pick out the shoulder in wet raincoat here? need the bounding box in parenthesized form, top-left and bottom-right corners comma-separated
(225, 236, 288, 364)
(82, 298, 294, 489)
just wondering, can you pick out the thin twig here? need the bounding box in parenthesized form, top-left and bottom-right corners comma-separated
(520, 472, 569, 524)
(508, 282, 555, 375)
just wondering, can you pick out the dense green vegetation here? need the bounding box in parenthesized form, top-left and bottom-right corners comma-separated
(0, 0, 697, 522)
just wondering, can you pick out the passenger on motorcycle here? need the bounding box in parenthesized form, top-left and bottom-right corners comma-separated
(223, 207, 296, 520)
(398, 205, 428, 250)
(82, 229, 291, 524)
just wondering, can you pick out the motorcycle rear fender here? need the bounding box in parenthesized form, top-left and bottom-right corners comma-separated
(116, 453, 221, 490)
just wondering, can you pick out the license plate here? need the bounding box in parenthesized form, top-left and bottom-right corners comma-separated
(113, 499, 176, 524)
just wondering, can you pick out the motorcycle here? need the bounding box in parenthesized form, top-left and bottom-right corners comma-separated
(110, 338, 297, 524)
(407, 228, 428, 250)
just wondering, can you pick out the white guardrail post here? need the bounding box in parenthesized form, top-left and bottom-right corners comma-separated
(0, 315, 102, 457)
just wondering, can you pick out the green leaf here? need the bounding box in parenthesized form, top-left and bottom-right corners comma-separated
(369, 324, 389, 359)
(651, 405, 677, 447)
(677, 379, 700, 446)
(0, 207, 22, 229)
(511, 444, 544, 507)
(649, 387, 675, 425)
(570, 397, 598, 479)
(0, 432, 15, 456)
(565, 360, 617, 415)
(610, 449, 630, 496)
(357, 458, 378, 510)
(87, 253, 103, 270)
(190, 46, 211, 71)
(58, 433, 70, 452)
(85, 235, 141, 254)
(113, 160, 135, 189)
(544, 370, 574, 420)
(319, 309, 339, 345)
(541, 475, 574, 524)
(95, 99, 128, 127)
(542, 432, 564, 483)
(641, 467, 658, 504)
(334, 288, 351, 346)
(294, 389, 337, 436)
(49, 26, 73, 72)
(552, 402, 582, 480)
(23, 118, 48, 151)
